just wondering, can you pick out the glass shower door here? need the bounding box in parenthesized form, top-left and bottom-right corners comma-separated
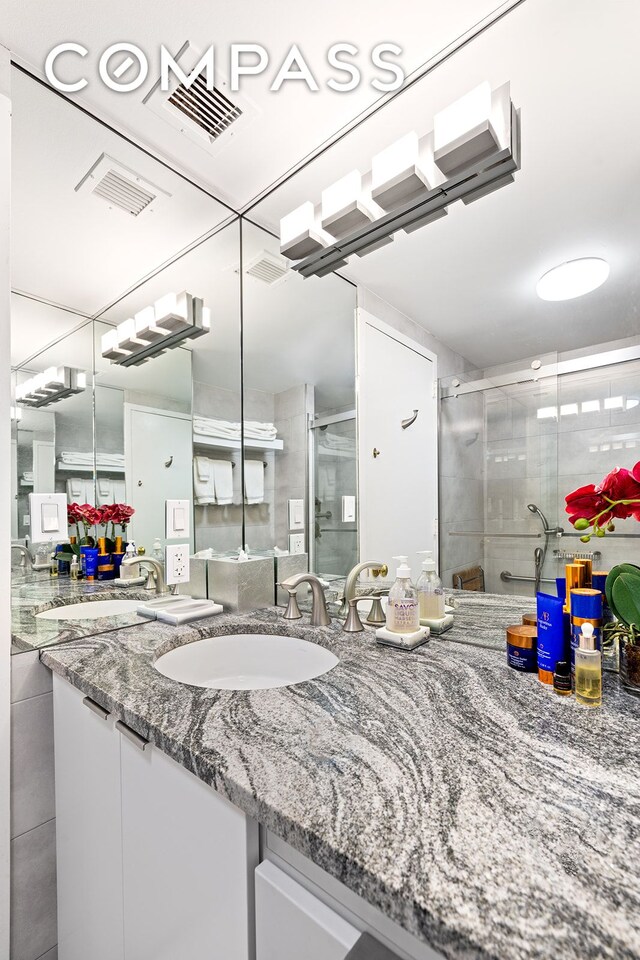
(311, 416, 358, 580)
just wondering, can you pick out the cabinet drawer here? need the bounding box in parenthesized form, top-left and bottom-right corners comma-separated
(256, 861, 360, 960)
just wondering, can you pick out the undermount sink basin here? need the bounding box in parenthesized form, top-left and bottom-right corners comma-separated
(36, 599, 141, 621)
(154, 633, 339, 690)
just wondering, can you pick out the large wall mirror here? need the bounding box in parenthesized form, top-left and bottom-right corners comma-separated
(240, 221, 357, 586)
(10, 66, 239, 651)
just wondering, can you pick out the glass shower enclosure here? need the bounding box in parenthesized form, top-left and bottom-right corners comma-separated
(310, 411, 358, 581)
(439, 338, 640, 597)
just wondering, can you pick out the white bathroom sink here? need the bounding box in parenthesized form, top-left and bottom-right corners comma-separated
(36, 599, 142, 621)
(154, 633, 339, 690)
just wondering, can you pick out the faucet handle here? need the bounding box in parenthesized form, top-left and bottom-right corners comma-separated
(343, 597, 370, 633)
(279, 584, 302, 621)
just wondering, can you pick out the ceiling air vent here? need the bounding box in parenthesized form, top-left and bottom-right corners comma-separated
(143, 42, 258, 157)
(245, 251, 290, 285)
(168, 73, 242, 142)
(75, 154, 170, 217)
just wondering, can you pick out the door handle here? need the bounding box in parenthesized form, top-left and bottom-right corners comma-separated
(116, 720, 150, 751)
(372, 448, 381, 459)
(164, 456, 173, 468)
(401, 409, 419, 430)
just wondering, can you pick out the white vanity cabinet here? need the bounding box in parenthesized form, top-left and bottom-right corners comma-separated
(53, 675, 258, 960)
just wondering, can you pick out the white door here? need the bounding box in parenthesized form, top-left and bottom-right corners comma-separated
(357, 310, 438, 577)
(120, 737, 257, 960)
(124, 404, 193, 550)
(53, 677, 124, 960)
(255, 861, 360, 960)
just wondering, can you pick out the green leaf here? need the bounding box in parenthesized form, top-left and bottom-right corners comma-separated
(606, 564, 640, 615)
(611, 573, 640, 629)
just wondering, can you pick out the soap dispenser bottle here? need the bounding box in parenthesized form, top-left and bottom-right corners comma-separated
(416, 551, 445, 620)
(574, 622, 602, 707)
(386, 557, 419, 633)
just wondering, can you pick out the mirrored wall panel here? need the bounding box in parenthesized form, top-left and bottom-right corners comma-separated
(241, 221, 357, 583)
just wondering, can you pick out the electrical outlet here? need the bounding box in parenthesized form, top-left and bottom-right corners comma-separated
(166, 499, 190, 540)
(288, 533, 305, 555)
(165, 544, 190, 585)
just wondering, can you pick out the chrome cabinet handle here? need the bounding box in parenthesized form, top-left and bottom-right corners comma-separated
(116, 720, 150, 751)
(401, 409, 419, 430)
(82, 696, 110, 721)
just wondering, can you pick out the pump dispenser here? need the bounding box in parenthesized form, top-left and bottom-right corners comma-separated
(574, 622, 602, 707)
(385, 556, 419, 633)
(416, 551, 445, 620)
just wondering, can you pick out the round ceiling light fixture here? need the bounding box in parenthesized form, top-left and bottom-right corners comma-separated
(536, 257, 610, 301)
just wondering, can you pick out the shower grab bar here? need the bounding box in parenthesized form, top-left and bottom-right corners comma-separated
(501, 571, 555, 585)
(449, 531, 542, 539)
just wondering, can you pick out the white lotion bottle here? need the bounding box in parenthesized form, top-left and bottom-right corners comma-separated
(386, 556, 420, 633)
(416, 551, 445, 620)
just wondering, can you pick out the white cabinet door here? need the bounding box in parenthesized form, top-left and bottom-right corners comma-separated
(255, 861, 360, 960)
(120, 735, 257, 960)
(124, 403, 193, 551)
(357, 310, 438, 576)
(53, 676, 124, 960)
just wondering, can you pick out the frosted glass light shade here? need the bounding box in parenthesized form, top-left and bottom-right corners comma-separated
(321, 170, 378, 238)
(371, 132, 433, 210)
(536, 258, 610, 301)
(433, 81, 499, 176)
(280, 202, 330, 260)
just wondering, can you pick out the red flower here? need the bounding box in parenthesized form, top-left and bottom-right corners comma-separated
(76, 504, 102, 527)
(67, 502, 82, 524)
(114, 503, 135, 525)
(596, 466, 640, 520)
(99, 503, 118, 524)
(565, 484, 607, 525)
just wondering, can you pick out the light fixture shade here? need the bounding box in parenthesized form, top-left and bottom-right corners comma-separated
(433, 81, 500, 177)
(16, 366, 87, 407)
(371, 132, 434, 211)
(280, 202, 332, 261)
(321, 170, 380, 239)
(536, 258, 610, 301)
(102, 291, 210, 366)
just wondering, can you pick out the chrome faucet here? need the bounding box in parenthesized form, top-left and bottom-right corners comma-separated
(279, 573, 331, 627)
(121, 556, 173, 596)
(338, 560, 388, 618)
(11, 543, 33, 570)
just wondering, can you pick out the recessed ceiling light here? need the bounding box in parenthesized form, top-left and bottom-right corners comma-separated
(536, 258, 610, 301)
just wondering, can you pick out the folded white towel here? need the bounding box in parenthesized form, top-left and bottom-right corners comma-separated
(194, 456, 212, 482)
(98, 477, 113, 500)
(66, 478, 83, 500)
(112, 480, 126, 502)
(244, 459, 264, 505)
(212, 459, 234, 505)
(244, 421, 278, 441)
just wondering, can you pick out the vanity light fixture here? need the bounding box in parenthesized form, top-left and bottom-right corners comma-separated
(536, 258, 610, 301)
(281, 80, 520, 277)
(15, 367, 87, 408)
(101, 291, 210, 367)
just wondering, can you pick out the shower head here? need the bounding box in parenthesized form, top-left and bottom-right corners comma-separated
(527, 503, 564, 537)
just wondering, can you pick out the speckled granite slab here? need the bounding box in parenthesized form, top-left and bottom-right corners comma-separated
(41, 598, 640, 960)
(12, 578, 150, 653)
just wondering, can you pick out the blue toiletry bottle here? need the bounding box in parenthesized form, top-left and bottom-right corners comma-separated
(536, 592, 569, 687)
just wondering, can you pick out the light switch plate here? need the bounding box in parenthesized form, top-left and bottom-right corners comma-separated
(29, 493, 67, 543)
(166, 499, 190, 540)
(288, 533, 305, 555)
(288, 498, 305, 531)
(165, 544, 190, 585)
(342, 495, 356, 523)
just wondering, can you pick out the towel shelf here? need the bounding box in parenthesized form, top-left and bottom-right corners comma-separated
(193, 435, 283, 453)
(57, 462, 125, 474)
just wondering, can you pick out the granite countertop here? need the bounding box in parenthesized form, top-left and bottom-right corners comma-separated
(12, 576, 149, 653)
(39, 592, 640, 960)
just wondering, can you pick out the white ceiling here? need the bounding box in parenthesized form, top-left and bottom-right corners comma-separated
(2, 0, 513, 210)
(250, 0, 640, 368)
(7, 0, 640, 376)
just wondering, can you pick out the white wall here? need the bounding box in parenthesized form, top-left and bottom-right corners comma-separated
(0, 42, 12, 957)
